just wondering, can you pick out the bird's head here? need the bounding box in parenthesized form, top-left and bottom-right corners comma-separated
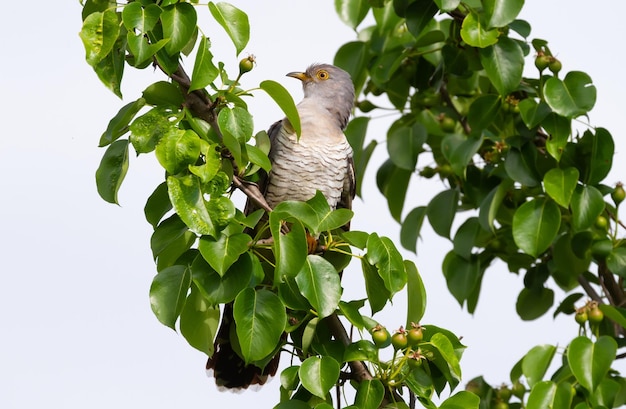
(287, 63, 355, 129)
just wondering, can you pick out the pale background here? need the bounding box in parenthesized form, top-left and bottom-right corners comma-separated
(1, 1, 625, 408)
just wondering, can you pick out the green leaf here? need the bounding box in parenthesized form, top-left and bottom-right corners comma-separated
(405, 260, 426, 326)
(460, 12, 499, 48)
(167, 174, 215, 236)
(208, 2, 249, 55)
(150, 214, 189, 258)
(280, 365, 300, 391)
(245, 144, 272, 174)
(269, 212, 308, 282)
(483, 0, 524, 28)
(260, 80, 301, 137)
(155, 129, 202, 174)
(376, 159, 412, 222)
(441, 133, 484, 176)
(579, 128, 614, 185)
(543, 71, 596, 118)
(570, 185, 604, 231)
(512, 198, 561, 257)
(387, 121, 426, 170)
(361, 259, 390, 314)
(189, 144, 222, 184)
(607, 247, 626, 278)
(100, 98, 146, 146)
(516, 287, 554, 320)
(519, 99, 551, 129)
(189, 36, 219, 91)
(434, 0, 461, 13)
(567, 336, 617, 392)
(93, 40, 125, 98)
(82, 0, 115, 20)
(191, 253, 254, 305)
(180, 285, 220, 355)
(295, 255, 342, 319)
(522, 344, 557, 387)
(427, 189, 458, 239)
(366, 233, 407, 296)
(543, 113, 571, 161)
(198, 233, 251, 276)
(400, 206, 427, 253)
(122, 2, 161, 32)
(142, 81, 185, 106)
(543, 167, 579, 208)
(334, 0, 370, 29)
(218, 106, 253, 142)
(479, 180, 513, 232)
(161, 3, 197, 55)
(467, 94, 501, 131)
(299, 356, 340, 398)
(421, 333, 462, 389)
(338, 300, 367, 330)
(233, 288, 286, 363)
(126, 33, 169, 67)
(130, 107, 177, 154)
(552, 234, 590, 290)
(354, 379, 385, 409)
(145, 182, 172, 228)
(443, 252, 481, 306)
(334, 42, 369, 96)
(149, 265, 192, 329)
(344, 340, 378, 363)
(599, 304, 626, 328)
(405, 0, 439, 38)
(440, 391, 480, 409)
(479, 37, 524, 96)
(526, 381, 573, 409)
(79, 10, 120, 67)
(271, 191, 354, 234)
(95, 139, 129, 204)
(205, 196, 236, 229)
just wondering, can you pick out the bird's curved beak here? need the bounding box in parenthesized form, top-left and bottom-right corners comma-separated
(286, 71, 310, 82)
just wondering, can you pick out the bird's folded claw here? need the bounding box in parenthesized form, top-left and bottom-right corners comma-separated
(306, 233, 319, 254)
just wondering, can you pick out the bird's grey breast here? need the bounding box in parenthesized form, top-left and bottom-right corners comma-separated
(265, 114, 353, 210)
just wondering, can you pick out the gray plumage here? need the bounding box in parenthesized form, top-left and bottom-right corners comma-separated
(263, 63, 356, 211)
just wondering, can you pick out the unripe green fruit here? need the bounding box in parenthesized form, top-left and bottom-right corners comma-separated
(420, 167, 436, 178)
(575, 310, 588, 325)
(391, 331, 408, 350)
(511, 381, 525, 398)
(238, 55, 255, 75)
(371, 326, 391, 348)
(612, 184, 625, 205)
(535, 55, 550, 71)
(440, 116, 456, 132)
(548, 58, 562, 74)
(407, 327, 424, 347)
(595, 215, 609, 231)
(588, 306, 604, 324)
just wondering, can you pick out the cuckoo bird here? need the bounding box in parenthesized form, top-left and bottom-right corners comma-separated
(206, 63, 356, 389)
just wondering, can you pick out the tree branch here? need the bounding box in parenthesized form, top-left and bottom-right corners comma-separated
(578, 275, 602, 303)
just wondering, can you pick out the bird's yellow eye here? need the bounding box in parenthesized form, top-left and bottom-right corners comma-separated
(316, 70, 330, 80)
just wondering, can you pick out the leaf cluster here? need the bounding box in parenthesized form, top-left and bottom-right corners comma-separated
(332, 0, 626, 407)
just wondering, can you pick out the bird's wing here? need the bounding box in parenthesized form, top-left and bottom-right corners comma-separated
(338, 154, 356, 211)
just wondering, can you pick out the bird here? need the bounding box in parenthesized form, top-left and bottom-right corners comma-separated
(206, 63, 356, 390)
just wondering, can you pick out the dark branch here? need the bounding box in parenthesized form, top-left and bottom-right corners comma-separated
(578, 275, 602, 303)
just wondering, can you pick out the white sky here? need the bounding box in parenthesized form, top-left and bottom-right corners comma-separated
(2, 1, 626, 408)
